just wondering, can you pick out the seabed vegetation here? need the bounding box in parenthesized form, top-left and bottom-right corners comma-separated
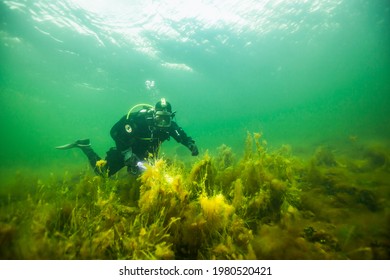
(0, 132, 389, 260)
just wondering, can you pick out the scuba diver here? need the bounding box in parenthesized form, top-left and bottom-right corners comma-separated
(56, 98, 199, 176)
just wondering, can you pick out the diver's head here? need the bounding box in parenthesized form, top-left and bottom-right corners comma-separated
(154, 98, 172, 128)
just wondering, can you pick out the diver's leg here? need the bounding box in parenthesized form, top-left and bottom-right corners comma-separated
(56, 139, 102, 173)
(79, 146, 102, 171)
(105, 148, 125, 176)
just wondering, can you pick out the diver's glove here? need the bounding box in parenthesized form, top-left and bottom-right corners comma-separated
(188, 143, 199, 156)
(122, 148, 142, 174)
(122, 148, 137, 166)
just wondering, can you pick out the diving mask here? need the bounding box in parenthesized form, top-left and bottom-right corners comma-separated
(154, 110, 172, 128)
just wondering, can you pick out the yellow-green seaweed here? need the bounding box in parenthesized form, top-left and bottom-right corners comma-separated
(0, 132, 389, 260)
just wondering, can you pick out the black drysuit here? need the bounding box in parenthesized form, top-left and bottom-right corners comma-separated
(82, 109, 197, 176)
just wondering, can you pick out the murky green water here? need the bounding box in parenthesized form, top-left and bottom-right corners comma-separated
(0, 0, 389, 259)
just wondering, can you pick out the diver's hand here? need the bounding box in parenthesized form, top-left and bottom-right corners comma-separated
(127, 161, 147, 175)
(189, 143, 199, 156)
(124, 155, 137, 167)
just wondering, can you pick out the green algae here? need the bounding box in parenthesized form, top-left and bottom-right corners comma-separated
(0, 133, 389, 260)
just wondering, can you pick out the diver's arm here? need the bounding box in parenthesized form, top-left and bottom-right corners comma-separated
(170, 122, 199, 156)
